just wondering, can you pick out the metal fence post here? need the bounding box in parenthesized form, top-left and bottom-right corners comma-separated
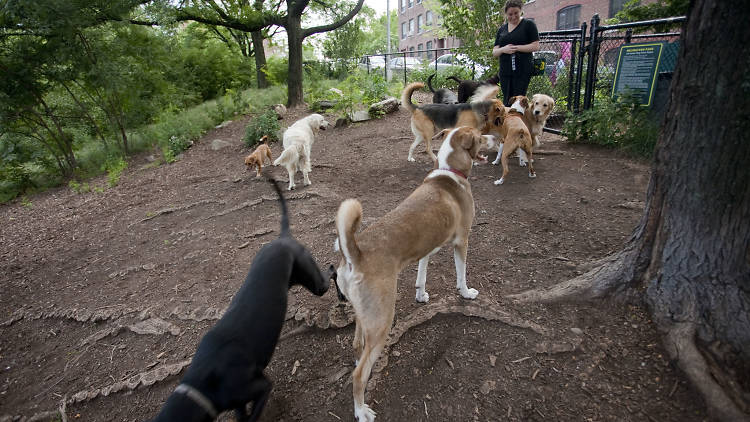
(567, 38, 577, 112)
(583, 14, 600, 110)
(573, 22, 588, 114)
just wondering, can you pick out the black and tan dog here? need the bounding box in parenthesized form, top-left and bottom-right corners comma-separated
(427, 73, 458, 104)
(447, 74, 501, 103)
(151, 179, 334, 422)
(401, 82, 504, 165)
(334, 126, 495, 422)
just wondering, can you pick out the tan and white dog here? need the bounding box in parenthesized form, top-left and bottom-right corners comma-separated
(401, 82, 503, 165)
(333, 126, 495, 422)
(523, 93, 555, 148)
(491, 95, 537, 185)
(273, 113, 330, 190)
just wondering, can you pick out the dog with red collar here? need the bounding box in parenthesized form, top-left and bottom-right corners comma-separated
(332, 126, 494, 422)
(150, 179, 335, 422)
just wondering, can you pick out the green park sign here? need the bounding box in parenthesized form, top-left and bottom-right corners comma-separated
(612, 42, 665, 107)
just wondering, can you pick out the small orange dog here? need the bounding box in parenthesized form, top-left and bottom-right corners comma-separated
(244, 135, 273, 178)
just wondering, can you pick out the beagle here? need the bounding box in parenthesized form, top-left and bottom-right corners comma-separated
(333, 126, 495, 422)
(401, 82, 504, 165)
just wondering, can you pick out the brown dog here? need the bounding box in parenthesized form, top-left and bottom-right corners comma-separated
(333, 126, 495, 422)
(244, 135, 273, 178)
(492, 96, 536, 185)
(401, 82, 503, 165)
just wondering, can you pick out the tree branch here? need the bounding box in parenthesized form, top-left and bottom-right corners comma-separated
(303, 0, 364, 37)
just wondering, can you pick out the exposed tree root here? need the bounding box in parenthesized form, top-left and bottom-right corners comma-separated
(505, 250, 631, 304)
(194, 191, 322, 224)
(664, 323, 750, 422)
(367, 296, 553, 389)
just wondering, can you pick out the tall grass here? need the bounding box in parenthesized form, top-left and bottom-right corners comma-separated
(1, 86, 287, 203)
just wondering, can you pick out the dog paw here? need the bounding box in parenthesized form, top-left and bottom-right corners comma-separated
(415, 291, 430, 303)
(519, 160, 527, 167)
(355, 404, 377, 422)
(491, 159, 500, 165)
(493, 178, 505, 185)
(460, 288, 479, 299)
(528, 172, 537, 178)
(407, 157, 416, 162)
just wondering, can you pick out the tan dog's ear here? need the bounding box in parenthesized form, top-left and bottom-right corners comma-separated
(520, 96, 529, 109)
(432, 128, 452, 141)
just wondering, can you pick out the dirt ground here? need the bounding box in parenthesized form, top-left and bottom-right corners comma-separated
(0, 94, 710, 422)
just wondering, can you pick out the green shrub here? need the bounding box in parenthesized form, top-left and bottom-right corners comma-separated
(262, 56, 290, 86)
(562, 93, 660, 158)
(244, 110, 281, 147)
(102, 157, 128, 187)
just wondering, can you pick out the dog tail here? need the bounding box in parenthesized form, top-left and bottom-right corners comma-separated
(427, 73, 437, 93)
(260, 135, 269, 145)
(335, 199, 362, 266)
(469, 84, 500, 103)
(401, 82, 424, 113)
(273, 147, 296, 166)
(446, 75, 462, 85)
(269, 178, 291, 237)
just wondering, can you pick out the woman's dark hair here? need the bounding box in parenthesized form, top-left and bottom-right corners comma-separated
(505, 0, 524, 12)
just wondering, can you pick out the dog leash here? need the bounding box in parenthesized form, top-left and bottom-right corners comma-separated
(174, 383, 218, 419)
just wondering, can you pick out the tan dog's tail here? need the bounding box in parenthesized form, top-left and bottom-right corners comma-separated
(260, 135, 269, 145)
(401, 82, 424, 113)
(336, 199, 363, 266)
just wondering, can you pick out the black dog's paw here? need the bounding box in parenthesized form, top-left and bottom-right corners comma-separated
(328, 264, 337, 281)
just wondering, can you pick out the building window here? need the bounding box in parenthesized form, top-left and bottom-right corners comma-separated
(400, 0, 406, 12)
(408, 18, 414, 36)
(401, 22, 407, 39)
(426, 10, 433, 26)
(556, 5, 580, 30)
(408, 0, 413, 8)
(426, 40, 433, 60)
(417, 0, 422, 3)
(417, 43, 423, 58)
(409, 46, 415, 57)
(417, 15, 423, 33)
(609, 0, 628, 17)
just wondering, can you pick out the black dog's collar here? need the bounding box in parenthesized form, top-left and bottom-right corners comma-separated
(174, 383, 218, 419)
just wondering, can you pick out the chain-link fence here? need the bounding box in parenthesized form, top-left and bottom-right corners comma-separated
(304, 14, 685, 133)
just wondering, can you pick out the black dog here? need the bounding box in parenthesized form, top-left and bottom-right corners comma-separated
(447, 74, 500, 103)
(151, 179, 334, 422)
(427, 73, 458, 104)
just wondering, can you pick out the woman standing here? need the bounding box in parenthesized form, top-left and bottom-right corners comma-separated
(492, 0, 540, 106)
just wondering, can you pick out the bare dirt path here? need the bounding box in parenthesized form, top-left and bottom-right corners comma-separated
(0, 97, 708, 421)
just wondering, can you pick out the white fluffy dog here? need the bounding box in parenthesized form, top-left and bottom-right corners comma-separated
(273, 113, 330, 190)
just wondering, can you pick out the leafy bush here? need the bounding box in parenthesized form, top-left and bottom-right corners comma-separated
(103, 156, 128, 187)
(244, 110, 281, 147)
(562, 93, 660, 158)
(262, 56, 290, 86)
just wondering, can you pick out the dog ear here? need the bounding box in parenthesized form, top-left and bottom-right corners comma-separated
(432, 128, 451, 141)
(520, 96, 529, 109)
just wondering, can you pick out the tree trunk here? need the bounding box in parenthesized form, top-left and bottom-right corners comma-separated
(251, 30, 268, 89)
(508, 1, 750, 419)
(286, 17, 304, 108)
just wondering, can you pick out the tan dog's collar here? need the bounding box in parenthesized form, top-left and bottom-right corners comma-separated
(435, 167, 467, 179)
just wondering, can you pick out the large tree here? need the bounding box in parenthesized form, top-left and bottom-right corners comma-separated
(144, 0, 364, 107)
(508, 1, 750, 420)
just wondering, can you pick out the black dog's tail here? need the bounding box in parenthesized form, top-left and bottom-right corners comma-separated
(427, 73, 437, 93)
(447, 75, 463, 85)
(269, 178, 290, 237)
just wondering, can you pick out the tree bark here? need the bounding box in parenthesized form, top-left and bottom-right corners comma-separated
(251, 30, 268, 89)
(508, 0, 750, 419)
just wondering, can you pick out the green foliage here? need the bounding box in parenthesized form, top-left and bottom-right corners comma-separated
(305, 73, 394, 120)
(321, 2, 372, 61)
(608, 0, 689, 27)
(102, 157, 127, 187)
(432, 0, 505, 70)
(243, 110, 281, 148)
(262, 56, 290, 86)
(562, 94, 660, 158)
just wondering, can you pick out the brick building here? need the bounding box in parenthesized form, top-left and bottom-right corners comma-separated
(395, 0, 461, 61)
(396, 0, 656, 57)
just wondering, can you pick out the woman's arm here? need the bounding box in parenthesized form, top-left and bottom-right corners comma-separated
(515, 40, 540, 53)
